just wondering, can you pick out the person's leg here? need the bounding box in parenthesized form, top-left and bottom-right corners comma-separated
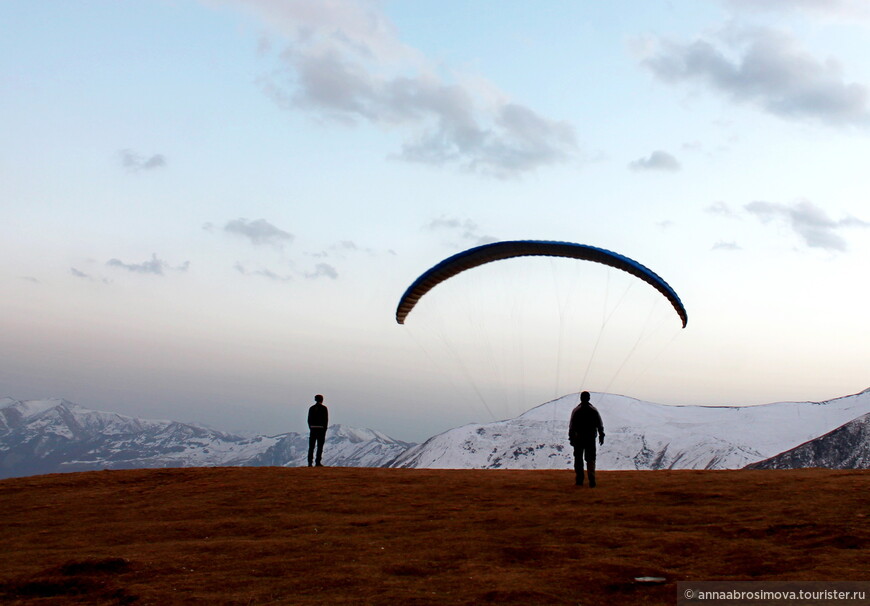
(573, 444, 585, 485)
(585, 443, 597, 487)
(307, 432, 316, 467)
(315, 429, 325, 466)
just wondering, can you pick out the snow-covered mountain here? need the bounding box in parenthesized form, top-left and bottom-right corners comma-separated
(746, 412, 870, 470)
(390, 390, 870, 470)
(4, 389, 869, 478)
(244, 424, 415, 468)
(0, 398, 413, 479)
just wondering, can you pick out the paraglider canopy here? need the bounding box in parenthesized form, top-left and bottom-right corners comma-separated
(396, 240, 687, 328)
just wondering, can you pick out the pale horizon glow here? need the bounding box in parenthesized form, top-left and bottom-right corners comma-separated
(2, 1, 869, 443)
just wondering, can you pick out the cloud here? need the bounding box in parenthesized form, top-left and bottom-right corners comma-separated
(641, 28, 870, 127)
(305, 239, 385, 261)
(334, 241, 359, 252)
(71, 267, 112, 284)
(234, 260, 338, 281)
(425, 216, 497, 246)
(706, 201, 740, 218)
(71, 267, 90, 279)
(629, 150, 681, 172)
(840, 215, 870, 228)
(712, 241, 742, 251)
(426, 216, 470, 232)
(119, 149, 167, 172)
(304, 263, 338, 280)
(224, 0, 576, 177)
(106, 254, 190, 275)
(724, 0, 870, 19)
(224, 218, 294, 247)
(329, 240, 378, 255)
(744, 199, 868, 251)
(234, 263, 293, 282)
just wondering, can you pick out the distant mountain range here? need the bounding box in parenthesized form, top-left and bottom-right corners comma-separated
(0, 398, 412, 480)
(2, 389, 868, 479)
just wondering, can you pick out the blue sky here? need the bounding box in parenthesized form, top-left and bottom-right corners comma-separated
(2, 1, 869, 442)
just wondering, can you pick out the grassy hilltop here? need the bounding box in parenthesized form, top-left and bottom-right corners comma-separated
(1, 467, 867, 605)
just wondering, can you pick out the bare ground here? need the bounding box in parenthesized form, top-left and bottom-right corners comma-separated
(0, 467, 867, 605)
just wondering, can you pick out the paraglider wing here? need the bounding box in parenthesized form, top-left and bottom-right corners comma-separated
(396, 240, 687, 328)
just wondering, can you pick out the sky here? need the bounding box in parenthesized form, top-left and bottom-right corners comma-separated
(2, 0, 869, 443)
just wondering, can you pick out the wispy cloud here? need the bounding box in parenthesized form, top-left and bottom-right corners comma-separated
(221, 0, 576, 178)
(71, 267, 112, 284)
(106, 254, 190, 275)
(224, 218, 294, 247)
(119, 149, 167, 172)
(744, 199, 868, 251)
(629, 150, 681, 172)
(234, 263, 293, 282)
(706, 201, 740, 218)
(326, 240, 376, 255)
(425, 216, 497, 246)
(234, 260, 338, 281)
(724, 0, 870, 20)
(333, 241, 360, 252)
(712, 241, 742, 251)
(304, 263, 338, 280)
(641, 28, 870, 127)
(305, 239, 396, 263)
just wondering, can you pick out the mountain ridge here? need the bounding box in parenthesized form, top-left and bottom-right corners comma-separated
(0, 398, 412, 479)
(746, 412, 870, 469)
(390, 389, 870, 470)
(3, 389, 869, 478)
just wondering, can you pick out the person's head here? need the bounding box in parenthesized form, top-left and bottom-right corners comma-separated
(314, 394, 324, 404)
(580, 391, 591, 404)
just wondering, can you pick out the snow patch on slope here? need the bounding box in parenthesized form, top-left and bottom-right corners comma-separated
(391, 390, 870, 470)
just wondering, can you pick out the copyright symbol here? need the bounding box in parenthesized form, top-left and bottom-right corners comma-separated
(684, 588, 694, 599)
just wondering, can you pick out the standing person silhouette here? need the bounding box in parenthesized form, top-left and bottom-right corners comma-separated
(568, 391, 605, 487)
(307, 394, 328, 467)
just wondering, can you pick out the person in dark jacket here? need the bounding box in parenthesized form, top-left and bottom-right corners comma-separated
(307, 394, 329, 467)
(568, 391, 605, 487)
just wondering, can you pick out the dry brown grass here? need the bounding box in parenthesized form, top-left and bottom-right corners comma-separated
(0, 467, 867, 605)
